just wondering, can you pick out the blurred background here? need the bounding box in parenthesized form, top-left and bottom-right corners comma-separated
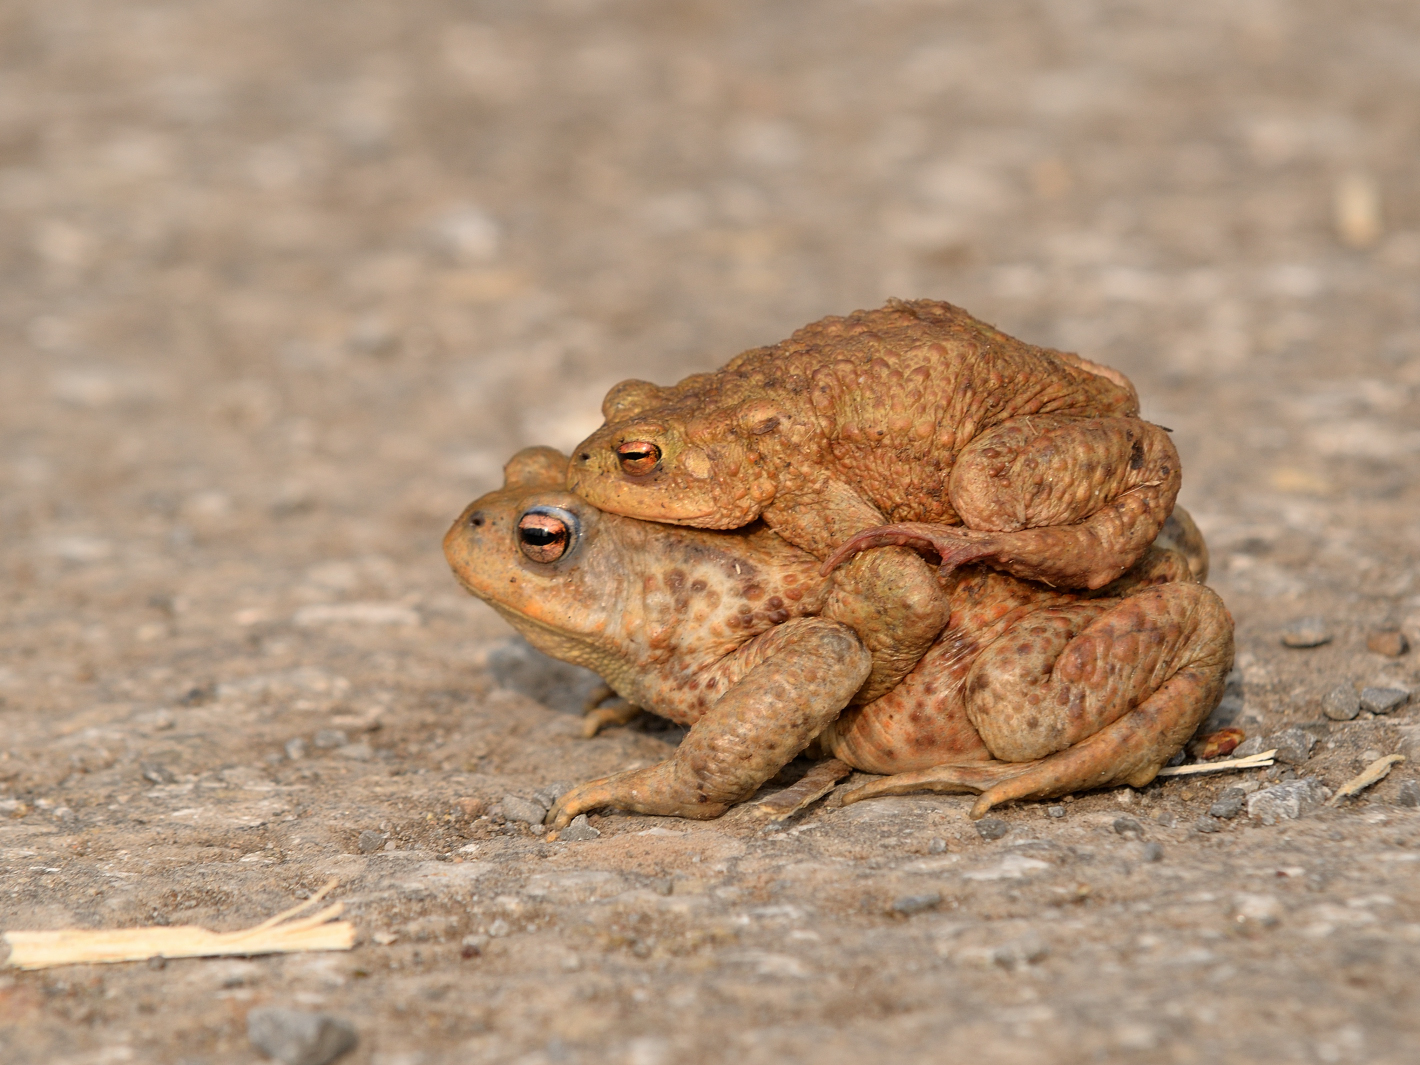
(2, 5, 1419, 1062)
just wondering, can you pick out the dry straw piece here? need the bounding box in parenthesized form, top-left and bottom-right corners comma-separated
(1154, 749, 1278, 778)
(1327, 754, 1405, 807)
(3, 879, 354, 971)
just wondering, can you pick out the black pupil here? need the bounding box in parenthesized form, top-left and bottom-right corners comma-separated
(521, 527, 562, 546)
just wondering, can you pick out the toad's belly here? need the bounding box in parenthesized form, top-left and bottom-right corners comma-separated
(820, 632, 992, 774)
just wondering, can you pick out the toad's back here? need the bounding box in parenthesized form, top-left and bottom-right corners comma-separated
(719, 299, 1141, 524)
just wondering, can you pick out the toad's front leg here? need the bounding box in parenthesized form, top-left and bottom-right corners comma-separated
(824, 415, 1181, 590)
(545, 618, 871, 829)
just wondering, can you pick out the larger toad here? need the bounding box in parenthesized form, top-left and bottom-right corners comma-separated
(445, 447, 1230, 827)
(567, 299, 1179, 702)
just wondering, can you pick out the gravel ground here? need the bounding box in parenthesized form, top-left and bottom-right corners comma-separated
(2, 2, 1419, 1063)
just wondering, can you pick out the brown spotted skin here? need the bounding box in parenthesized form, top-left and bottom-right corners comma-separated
(568, 298, 1177, 699)
(445, 447, 1231, 825)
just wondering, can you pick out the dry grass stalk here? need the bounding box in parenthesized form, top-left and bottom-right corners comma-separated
(1327, 754, 1405, 806)
(1155, 749, 1278, 778)
(3, 879, 354, 971)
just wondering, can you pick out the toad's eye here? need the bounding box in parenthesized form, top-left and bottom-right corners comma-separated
(516, 506, 579, 563)
(616, 440, 662, 476)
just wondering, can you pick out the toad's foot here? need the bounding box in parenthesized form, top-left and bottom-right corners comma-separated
(548, 764, 736, 827)
(838, 759, 1042, 807)
(822, 522, 999, 580)
(738, 758, 852, 823)
(546, 617, 871, 829)
(581, 686, 641, 737)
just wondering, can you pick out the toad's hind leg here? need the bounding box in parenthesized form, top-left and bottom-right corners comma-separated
(840, 582, 1233, 817)
(824, 415, 1181, 590)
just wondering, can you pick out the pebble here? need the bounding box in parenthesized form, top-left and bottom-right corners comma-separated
(928, 837, 948, 853)
(501, 795, 550, 826)
(1112, 816, 1144, 839)
(1194, 816, 1223, 834)
(312, 729, 347, 749)
(1231, 893, 1282, 929)
(247, 1008, 357, 1065)
(1209, 787, 1246, 820)
(140, 762, 176, 785)
(1247, 778, 1329, 825)
(975, 817, 1009, 841)
(1321, 685, 1360, 722)
(891, 891, 942, 916)
(1141, 841, 1164, 862)
(1269, 727, 1317, 765)
(1367, 630, 1409, 657)
(558, 814, 600, 841)
(460, 934, 488, 958)
(1281, 619, 1332, 649)
(1397, 781, 1420, 808)
(532, 782, 573, 809)
(1046, 805, 1066, 819)
(284, 738, 307, 760)
(991, 933, 1050, 969)
(1232, 736, 1265, 758)
(356, 830, 384, 854)
(1359, 687, 1409, 715)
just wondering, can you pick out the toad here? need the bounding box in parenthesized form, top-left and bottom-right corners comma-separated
(568, 299, 1179, 703)
(444, 447, 1231, 827)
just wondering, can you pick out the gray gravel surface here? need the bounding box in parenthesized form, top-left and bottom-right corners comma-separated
(2, 2, 1419, 1063)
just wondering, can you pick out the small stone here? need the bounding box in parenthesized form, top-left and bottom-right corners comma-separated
(927, 837, 948, 854)
(1194, 816, 1223, 834)
(557, 814, 600, 841)
(247, 1007, 357, 1065)
(1046, 806, 1066, 819)
(335, 742, 372, 761)
(891, 891, 942, 916)
(1359, 687, 1409, 715)
(1231, 893, 1282, 929)
(1367, 630, 1409, 657)
(1209, 787, 1246, 820)
(486, 918, 511, 938)
(1247, 778, 1329, 825)
(140, 762, 176, 785)
(1233, 736, 1265, 758)
(1154, 811, 1177, 828)
(975, 817, 1009, 841)
(356, 830, 384, 854)
(501, 795, 550, 826)
(1112, 816, 1144, 839)
(1141, 841, 1164, 862)
(991, 933, 1049, 969)
(1269, 727, 1317, 765)
(312, 729, 347, 749)
(460, 934, 488, 958)
(284, 738, 307, 760)
(1396, 781, 1420, 808)
(1281, 619, 1332, 649)
(1321, 686, 1360, 722)
(1399, 726, 1420, 761)
(531, 782, 572, 809)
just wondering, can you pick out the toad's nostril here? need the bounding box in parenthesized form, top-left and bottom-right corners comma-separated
(579, 453, 590, 461)
(469, 514, 486, 528)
